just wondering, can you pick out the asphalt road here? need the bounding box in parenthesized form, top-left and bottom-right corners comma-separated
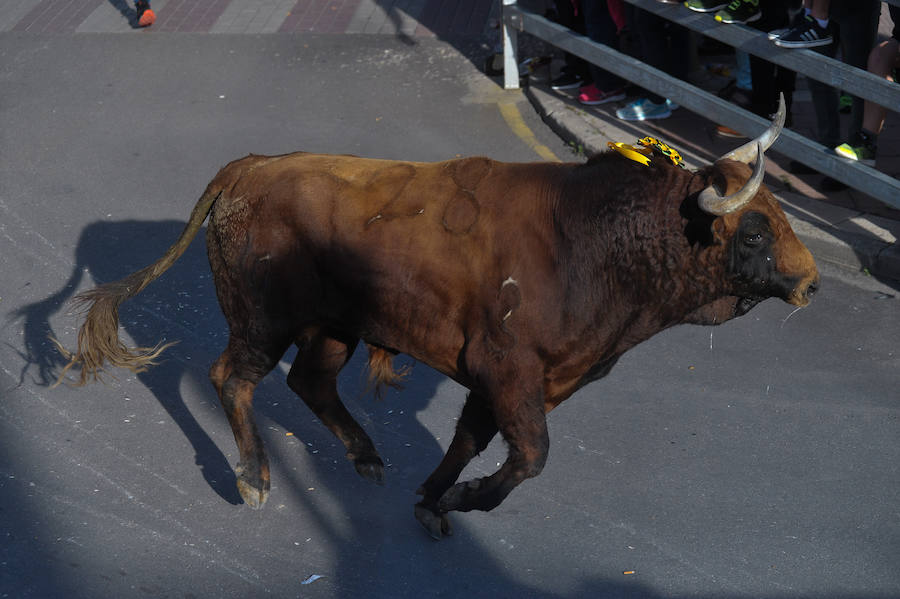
(2, 33, 899, 599)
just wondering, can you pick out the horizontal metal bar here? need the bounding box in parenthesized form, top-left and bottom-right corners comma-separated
(625, 0, 900, 112)
(503, 5, 900, 210)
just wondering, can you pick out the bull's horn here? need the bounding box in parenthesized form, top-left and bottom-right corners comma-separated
(722, 93, 786, 164)
(698, 142, 765, 215)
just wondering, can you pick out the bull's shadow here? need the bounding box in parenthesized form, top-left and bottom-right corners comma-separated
(16, 218, 445, 509)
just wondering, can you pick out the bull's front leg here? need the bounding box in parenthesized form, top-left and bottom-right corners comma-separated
(415, 376, 549, 539)
(438, 387, 549, 515)
(415, 392, 498, 539)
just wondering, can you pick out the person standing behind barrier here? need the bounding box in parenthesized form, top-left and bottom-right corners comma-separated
(578, 0, 627, 105)
(834, 5, 900, 167)
(615, 8, 688, 120)
(716, 0, 796, 137)
(802, 0, 880, 186)
(550, 0, 591, 90)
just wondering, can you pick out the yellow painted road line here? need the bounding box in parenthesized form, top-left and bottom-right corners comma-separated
(497, 102, 561, 162)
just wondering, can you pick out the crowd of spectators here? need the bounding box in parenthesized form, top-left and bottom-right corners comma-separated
(543, 0, 898, 173)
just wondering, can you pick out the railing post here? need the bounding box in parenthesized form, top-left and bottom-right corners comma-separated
(502, 0, 519, 89)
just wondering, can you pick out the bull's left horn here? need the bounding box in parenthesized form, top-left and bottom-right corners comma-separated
(698, 142, 765, 216)
(722, 93, 786, 164)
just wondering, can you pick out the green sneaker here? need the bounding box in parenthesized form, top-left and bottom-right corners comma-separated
(835, 134, 876, 167)
(838, 93, 852, 114)
(684, 0, 728, 12)
(714, 0, 761, 24)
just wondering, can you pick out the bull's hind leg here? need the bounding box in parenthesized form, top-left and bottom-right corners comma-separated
(210, 336, 289, 509)
(414, 391, 498, 539)
(287, 333, 384, 484)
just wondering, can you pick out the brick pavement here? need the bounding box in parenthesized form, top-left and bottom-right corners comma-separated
(0, 0, 498, 37)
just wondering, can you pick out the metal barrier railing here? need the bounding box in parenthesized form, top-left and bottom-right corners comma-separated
(501, 0, 900, 211)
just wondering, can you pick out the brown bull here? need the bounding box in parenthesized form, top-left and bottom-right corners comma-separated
(58, 98, 818, 538)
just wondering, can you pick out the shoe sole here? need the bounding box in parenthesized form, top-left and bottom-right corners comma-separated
(715, 12, 762, 24)
(551, 82, 583, 91)
(579, 92, 626, 106)
(716, 128, 745, 138)
(773, 38, 833, 48)
(685, 3, 727, 12)
(617, 110, 672, 122)
(834, 147, 876, 167)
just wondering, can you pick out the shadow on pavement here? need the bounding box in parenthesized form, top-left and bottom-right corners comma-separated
(9, 216, 898, 596)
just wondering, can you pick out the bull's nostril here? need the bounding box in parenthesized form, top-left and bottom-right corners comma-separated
(806, 281, 819, 297)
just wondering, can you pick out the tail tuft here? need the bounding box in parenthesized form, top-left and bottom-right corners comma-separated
(51, 185, 219, 387)
(51, 284, 176, 387)
(365, 344, 409, 400)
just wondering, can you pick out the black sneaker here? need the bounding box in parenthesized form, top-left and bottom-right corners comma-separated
(550, 71, 584, 91)
(774, 15, 833, 48)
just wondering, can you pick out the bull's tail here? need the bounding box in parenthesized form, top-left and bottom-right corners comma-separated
(53, 185, 222, 386)
(365, 344, 410, 400)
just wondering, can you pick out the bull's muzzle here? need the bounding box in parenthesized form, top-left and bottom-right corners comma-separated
(789, 274, 820, 307)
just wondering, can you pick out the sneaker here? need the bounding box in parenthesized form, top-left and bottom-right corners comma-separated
(773, 15, 832, 48)
(716, 125, 745, 138)
(767, 9, 804, 40)
(666, 99, 679, 111)
(578, 84, 626, 106)
(550, 71, 584, 91)
(714, 0, 761, 24)
(835, 133, 876, 167)
(838, 93, 852, 113)
(616, 98, 672, 121)
(136, 0, 155, 27)
(684, 0, 728, 12)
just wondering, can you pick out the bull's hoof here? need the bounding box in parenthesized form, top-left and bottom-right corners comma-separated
(236, 477, 269, 509)
(414, 503, 452, 540)
(234, 463, 269, 509)
(352, 455, 385, 485)
(438, 479, 482, 513)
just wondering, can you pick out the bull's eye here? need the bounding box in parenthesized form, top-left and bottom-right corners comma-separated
(744, 232, 763, 246)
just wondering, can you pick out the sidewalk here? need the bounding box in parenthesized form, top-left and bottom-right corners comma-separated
(3, 0, 898, 281)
